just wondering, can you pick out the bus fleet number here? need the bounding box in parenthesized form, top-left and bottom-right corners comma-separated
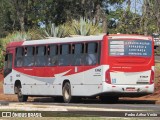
(95, 69, 101, 72)
(16, 74, 20, 77)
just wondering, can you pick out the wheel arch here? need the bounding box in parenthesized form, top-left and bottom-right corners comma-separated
(62, 79, 73, 103)
(62, 79, 70, 89)
(14, 80, 22, 94)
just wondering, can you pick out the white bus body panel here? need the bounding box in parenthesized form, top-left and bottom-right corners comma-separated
(3, 65, 108, 96)
(110, 70, 151, 85)
(3, 65, 154, 96)
(3, 73, 15, 94)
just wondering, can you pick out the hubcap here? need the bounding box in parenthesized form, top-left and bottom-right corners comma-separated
(18, 88, 22, 98)
(64, 88, 69, 100)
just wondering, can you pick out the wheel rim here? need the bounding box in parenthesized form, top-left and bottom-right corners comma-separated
(64, 86, 70, 100)
(17, 87, 24, 102)
(18, 88, 22, 98)
(16, 86, 28, 102)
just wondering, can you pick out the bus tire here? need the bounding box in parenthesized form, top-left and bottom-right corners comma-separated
(62, 82, 73, 103)
(17, 86, 28, 102)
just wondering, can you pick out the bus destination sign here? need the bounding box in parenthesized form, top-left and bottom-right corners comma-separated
(109, 40, 152, 56)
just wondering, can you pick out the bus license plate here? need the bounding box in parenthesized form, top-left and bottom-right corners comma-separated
(125, 87, 136, 92)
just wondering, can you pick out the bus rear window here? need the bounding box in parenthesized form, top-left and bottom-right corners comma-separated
(109, 39, 152, 57)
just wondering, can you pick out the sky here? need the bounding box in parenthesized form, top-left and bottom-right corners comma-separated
(109, 0, 143, 15)
(126, 0, 143, 15)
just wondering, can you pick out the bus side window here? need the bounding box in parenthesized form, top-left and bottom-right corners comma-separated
(47, 45, 58, 66)
(15, 47, 24, 67)
(35, 46, 46, 66)
(85, 42, 98, 65)
(59, 44, 71, 66)
(4, 54, 13, 77)
(72, 43, 84, 65)
(23, 46, 35, 66)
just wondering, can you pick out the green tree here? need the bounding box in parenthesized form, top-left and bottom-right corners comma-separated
(0, 0, 126, 35)
(140, 0, 160, 35)
(0, 0, 13, 37)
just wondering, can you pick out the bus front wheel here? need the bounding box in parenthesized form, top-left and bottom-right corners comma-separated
(17, 86, 28, 102)
(62, 82, 73, 103)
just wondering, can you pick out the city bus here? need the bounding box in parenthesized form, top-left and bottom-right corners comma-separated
(3, 34, 155, 103)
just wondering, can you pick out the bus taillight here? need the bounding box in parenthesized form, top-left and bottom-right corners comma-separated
(150, 70, 154, 84)
(105, 70, 111, 84)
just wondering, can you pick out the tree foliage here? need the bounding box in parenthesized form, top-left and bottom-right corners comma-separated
(107, 0, 160, 35)
(0, 0, 125, 35)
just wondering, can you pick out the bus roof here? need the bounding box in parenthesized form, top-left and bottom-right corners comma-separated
(23, 35, 104, 46)
(6, 34, 152, 48)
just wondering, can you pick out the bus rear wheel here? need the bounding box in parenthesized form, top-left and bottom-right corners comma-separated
(17, 86, 28, 102)
(62, 82, 73, 103)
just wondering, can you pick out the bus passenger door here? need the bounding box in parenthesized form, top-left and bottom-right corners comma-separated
(3, 53, 14, 94)
(4, 53, 13, 78)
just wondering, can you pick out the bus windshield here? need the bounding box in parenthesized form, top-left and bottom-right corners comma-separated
(109, 39, 152, 57)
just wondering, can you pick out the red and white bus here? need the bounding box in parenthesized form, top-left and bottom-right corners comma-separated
(3, 34, 154, 103)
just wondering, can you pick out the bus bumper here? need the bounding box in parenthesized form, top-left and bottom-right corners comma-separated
(102, 82, 154, 97)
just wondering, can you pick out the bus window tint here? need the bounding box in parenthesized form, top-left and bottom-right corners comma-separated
(72, 43, 84, 65)
(4, 55, 8, 70)
(8, 54, 13, 69)
(5, 54, 13, 69)
(35, 46, 46, 66)
(50, 45, 58, 56)
(23, 46, 35, 66)
(15, 47, 23, 67)
(4, 54, 13, 77)
(59, 44, 71, 66)
(47, 45, 58, 66)
(62, 44, 69, 55)
(85, 42, 98, 65)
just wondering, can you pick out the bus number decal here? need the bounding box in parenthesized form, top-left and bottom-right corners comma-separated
(16, 74, 20, 77)
(95, 69, 101, 72)
(112, 78, 116, 84)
